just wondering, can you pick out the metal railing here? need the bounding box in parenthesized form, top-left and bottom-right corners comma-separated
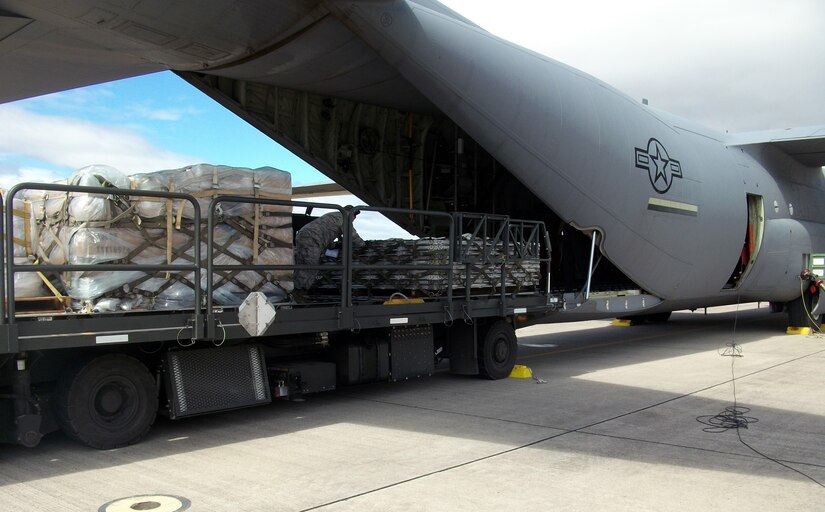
(350, 205, 456, 305)
(204, 196, 349, 337)
(3, 183, 203, 334)
(1, 184, 551, 337)
(0, 192, 5, 325)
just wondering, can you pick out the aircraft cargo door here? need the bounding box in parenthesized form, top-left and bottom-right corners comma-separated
(724, 194, 764, 289)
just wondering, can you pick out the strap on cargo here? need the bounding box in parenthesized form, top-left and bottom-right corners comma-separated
(175, 200, 185, 230)
(10, 203, 33, 255)
(23, 201, 32, 255)
(252, 177, 260, 264)
(165, 195, 174, 274)
(32, 258, 65, 302)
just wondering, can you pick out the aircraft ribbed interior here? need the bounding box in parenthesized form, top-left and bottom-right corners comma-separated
(180, 71, 640, 296)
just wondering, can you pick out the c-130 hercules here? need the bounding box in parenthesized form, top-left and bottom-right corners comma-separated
(1, 0, 824, 327)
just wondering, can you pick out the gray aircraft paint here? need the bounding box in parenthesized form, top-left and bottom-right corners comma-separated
(324, 1, 822, 304)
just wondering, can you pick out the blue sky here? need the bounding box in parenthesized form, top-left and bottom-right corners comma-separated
(0, 71, 327, 188)
(0, 71, 411, 238)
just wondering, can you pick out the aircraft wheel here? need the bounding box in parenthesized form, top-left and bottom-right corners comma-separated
(787, 295, 821, 329)
(618, 312, 671, 324)
(645, 312, 672, 323)
(478, 320, 517, 380)
(55, 354, 157, 449)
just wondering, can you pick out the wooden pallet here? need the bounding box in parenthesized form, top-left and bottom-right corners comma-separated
(13, 296, 70, 315)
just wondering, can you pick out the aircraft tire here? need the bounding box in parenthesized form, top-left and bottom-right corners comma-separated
(617, 312, 671, 324)
(478, 320, 517, 380)
(645, 312, 672, 323)
(54, 354, 157, 449)
(787, 295, 820, 329)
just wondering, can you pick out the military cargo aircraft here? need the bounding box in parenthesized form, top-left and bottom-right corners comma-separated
(1, 0, 824, 327)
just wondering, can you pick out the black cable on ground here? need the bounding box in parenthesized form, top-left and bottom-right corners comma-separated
(697, 298, 825, 488)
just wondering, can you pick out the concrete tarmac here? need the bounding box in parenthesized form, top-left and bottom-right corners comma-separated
(1, 303, 824, 511)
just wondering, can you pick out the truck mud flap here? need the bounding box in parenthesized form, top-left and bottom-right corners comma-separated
(390, 325, 434, 381)
(445, 323, 479, 375)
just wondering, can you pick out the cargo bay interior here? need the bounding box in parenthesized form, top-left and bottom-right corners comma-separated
(182, 72, 640, 298)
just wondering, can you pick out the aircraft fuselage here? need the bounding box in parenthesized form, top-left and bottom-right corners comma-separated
(325, 1, 825, 310)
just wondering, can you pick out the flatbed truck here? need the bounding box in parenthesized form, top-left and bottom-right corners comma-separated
(0, 182, 558, 449)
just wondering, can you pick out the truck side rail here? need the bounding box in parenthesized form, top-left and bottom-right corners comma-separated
(0, 192, 4, 325)
(0, 187, 554, 351)
(203, 198, 457, 337)
(350, 205, 455, 306)
(204, 196, 349, 338)
(3, 182, 203, 335)
(452, 212, 551, 314)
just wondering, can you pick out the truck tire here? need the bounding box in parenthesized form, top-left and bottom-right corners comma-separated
(54, 354, 157, 449)
(478, 320, 517, 380)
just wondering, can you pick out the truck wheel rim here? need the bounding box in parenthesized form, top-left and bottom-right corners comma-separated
(89, 378, 138, 429)
(493, 338, 509, 363)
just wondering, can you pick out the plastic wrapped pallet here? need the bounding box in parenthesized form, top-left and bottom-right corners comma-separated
(145, 164, 291, 224)
(0, 190, 44, 298)
(0, 191, 32, 257)
(68, 165, 130, 222)
(27, 164, 293, 310)
(314, 237, 540, 295)
(8, 257, 46, 298)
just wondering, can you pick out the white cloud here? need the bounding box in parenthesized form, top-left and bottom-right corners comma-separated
(145, 108, 185, 121)
(25, 85, 116, 113)
(0, 166, 67, 191)
(441, 0, 825, 132)
(25, 86, 200, 123)
(125, 104, 202, 122)
(293, 193, 415, 240)
(0, 104, 198, 174)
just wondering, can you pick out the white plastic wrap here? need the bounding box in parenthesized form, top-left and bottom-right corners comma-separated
(52, 228, 179, 300)
(67, 165, 130, 222)
(27, 164, 294, 308)
(130, 173, 167, 219)
(1, 191, 50, 298)
(20, 179, 68, 222)
(7, 197, 36, 258)
(151, 164, 292, 227)
(12, 256, 45, 298)
(130, 225, 292, 308)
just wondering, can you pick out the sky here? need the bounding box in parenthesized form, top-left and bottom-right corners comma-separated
(0, 0, 823, 230)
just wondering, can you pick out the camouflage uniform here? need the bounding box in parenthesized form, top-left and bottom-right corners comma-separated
(294, 211, 365, 289)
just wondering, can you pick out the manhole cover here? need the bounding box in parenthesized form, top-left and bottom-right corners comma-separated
(99, 495, 191, 512)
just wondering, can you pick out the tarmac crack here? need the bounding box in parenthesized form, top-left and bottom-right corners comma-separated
(575, 430, 825, 470)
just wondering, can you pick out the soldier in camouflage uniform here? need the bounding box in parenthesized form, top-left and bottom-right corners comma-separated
(294, 211, 365, 289)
